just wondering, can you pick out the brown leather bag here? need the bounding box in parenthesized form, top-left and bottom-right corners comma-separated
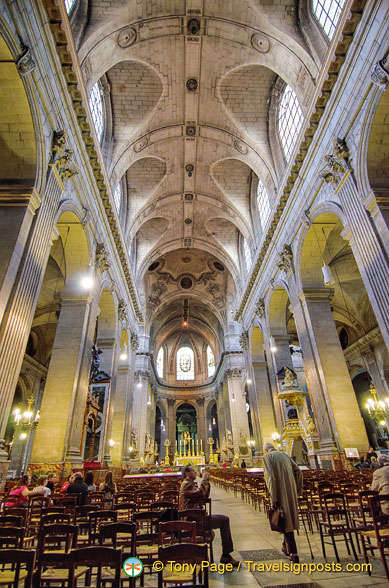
(268, 505, 285, 532)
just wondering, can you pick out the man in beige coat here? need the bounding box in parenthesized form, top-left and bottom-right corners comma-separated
(263, 443, 303, 563)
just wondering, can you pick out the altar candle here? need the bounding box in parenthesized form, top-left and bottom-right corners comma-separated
(196, 439, 198, 455)
(200, 439, 203, 452)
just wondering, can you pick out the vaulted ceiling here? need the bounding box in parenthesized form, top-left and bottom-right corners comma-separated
(73, 0, 320, 352)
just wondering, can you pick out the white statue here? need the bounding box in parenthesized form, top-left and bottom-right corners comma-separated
(227, 429, 233, 447)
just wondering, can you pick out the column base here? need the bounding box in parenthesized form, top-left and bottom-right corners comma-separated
(0, 460, 10, 491)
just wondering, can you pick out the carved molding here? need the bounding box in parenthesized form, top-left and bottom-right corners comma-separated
(134, 370, 149, 382)
(118, 299, 128, 325)
(224, 368, 242, 381)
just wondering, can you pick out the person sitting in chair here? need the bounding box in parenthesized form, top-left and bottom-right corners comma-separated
(179, 465, 239, 566)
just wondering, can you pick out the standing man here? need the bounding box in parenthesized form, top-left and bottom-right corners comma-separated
(179, 465, 239, 566)
(263, 443, 303, 563)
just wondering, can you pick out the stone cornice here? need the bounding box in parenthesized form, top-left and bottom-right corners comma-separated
(235, 0, 366, 322)
(343, 326, 382, 360)
(43, 0, 143, 322)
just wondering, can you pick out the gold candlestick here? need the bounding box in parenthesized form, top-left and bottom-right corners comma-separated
(196, 439, 199, 456)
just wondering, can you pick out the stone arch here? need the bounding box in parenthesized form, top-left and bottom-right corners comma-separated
(0, 33, 37, 184)
(55, 210, 92, 293)
(366, 89, 389, 191)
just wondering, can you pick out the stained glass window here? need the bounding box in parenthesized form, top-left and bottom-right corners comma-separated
(207, 346, 215, 378)
(89, 82, 104, 143)
(278, 85, 304, 163)
(312, 0, 346, 40)
(256, 180, 271, 230)
(156, 348, 164, 378)
(177, 347, 194, 380)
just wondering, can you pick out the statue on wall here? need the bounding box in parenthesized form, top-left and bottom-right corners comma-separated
(283, 367, 296, 388)
(226, 429, 233, 447)
(90, 345, 103, 381)
(130, 430, 137, 450)
(145, 433, 152, 454)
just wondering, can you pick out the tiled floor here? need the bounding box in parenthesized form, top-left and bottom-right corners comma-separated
(204, 485, 388, 587)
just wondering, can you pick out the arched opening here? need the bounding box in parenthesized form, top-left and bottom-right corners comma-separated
(176, 403, 197, 456)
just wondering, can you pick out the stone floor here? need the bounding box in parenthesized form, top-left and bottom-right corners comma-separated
(199, 485, 388, 588)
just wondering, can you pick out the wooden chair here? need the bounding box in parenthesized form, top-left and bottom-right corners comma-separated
(178, 508, 214, 563)
(88, 509, 117, 545)
(37, 523, 78, 558)
(133, 511, 160, 582)
(0, 549, 35, 588)
(100, 522, 136, 587)
(87, 491, 106, 510)
(26, 496, 50, 534)
(39, 512, 71, 531)
(69, 546, 122, 588)
(159, 520, 196, 546)
(360, 494, 389, 581)
(0, 527, 24, 549)
(157, 543, 208, 587)
(0, 515, 23, 528)
(114, 502, 137, 522)
(75, 505, 99, 544)
(319, 492, 358, 562)
(35, 551, 87, 588)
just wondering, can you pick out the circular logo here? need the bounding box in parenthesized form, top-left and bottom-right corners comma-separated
(123, 557, 143, 578)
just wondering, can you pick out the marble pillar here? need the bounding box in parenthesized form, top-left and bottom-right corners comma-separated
(252, 358, 277, 447)
(225, 369, 250, 459)
(110, 358, 132, 465)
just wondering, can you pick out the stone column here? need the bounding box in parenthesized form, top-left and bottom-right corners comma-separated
(197, 398, 206, 455)
(166, 398, 176, 457)
(216, 385, 227, 459)
(132, 369, 149, 462)
(252, 357, 277, 447)
(225, 369, 250, 459)
(110, 357, 132, 465)
(0, 134, 78, 463)
(30, 292, 97, 467)
(0, 186, 41, 325)
(289, 293, 339, 462)
(321, 139, 389, 347)
(300, 288, 368, 455)
(97, 339, 117, 465)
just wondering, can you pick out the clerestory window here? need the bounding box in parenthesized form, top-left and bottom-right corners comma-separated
(244, 239, 252, 273)
(176, 347, 195, 381)
(278, 85, 304, 163)
(256, 180, 271, 230)
(156, 348, 164, 378)
(89, 82, 104, 143)
(64, 0, 76, 14)
(207, 346, 215, 378)
(312, 0, 346, 40)
(113, 182, 122, 213)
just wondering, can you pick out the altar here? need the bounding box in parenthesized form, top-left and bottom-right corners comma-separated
(175, 456, 205, 466)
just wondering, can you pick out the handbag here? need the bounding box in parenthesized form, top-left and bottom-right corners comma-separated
(268, 505, 285, 532)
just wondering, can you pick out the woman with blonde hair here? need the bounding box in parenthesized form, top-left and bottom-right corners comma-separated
(34, 475, 52, 497)
(99, 471, 117, 508)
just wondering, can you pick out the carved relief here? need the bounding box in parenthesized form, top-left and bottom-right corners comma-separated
(277, 244, 293, 273)
(118, 300, 128, 325)
(239, 330, 249, 351)
(319, 138, 352, 185)
(118, 27, 137, 48)
(17, 46, 35, 76)
(233, 139, 248, 154)
(133, 137, 149, 152)
(224, 368, 242, 380)
(251, 32, 270, 53)
(370, 57, 389, 87)
(95, 243, 111, 272)
(130, 332, 139, 351)
(254, 298, 265, 318)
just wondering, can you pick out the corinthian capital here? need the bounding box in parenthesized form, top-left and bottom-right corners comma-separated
(319, 138, 352, 186)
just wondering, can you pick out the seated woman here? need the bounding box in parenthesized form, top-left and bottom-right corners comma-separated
(6, 474, 45, 507)
(99, 471, 117, 508)
(34, 475, 52, 497)
(60, 473, 75, 494)
(84, 471, 96, 492)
